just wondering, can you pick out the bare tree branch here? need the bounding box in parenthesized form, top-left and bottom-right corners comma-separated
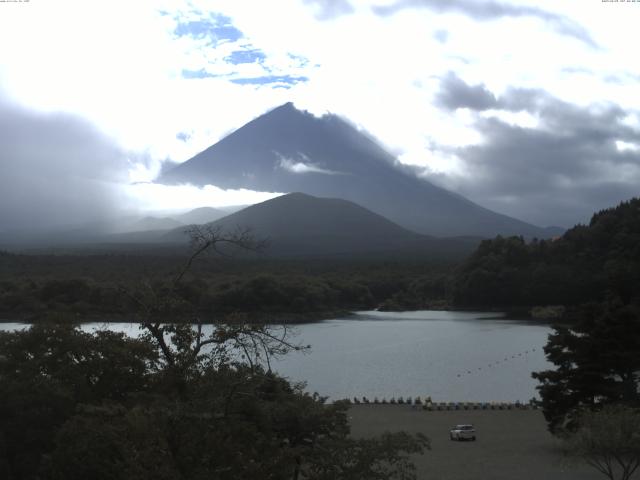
(119, 224, 303, 376)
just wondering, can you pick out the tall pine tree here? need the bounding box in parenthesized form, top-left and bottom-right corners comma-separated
(533, 303, 640, 433)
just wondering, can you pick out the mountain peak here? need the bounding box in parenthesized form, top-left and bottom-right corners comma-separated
(259, 101, 315, 123)
(275, 101, 296, 111)
(158, 104, 556, 238)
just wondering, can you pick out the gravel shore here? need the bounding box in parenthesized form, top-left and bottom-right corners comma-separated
(348, 405, 602, 480)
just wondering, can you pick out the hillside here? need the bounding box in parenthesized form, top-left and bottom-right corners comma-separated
(0, 206, 229, 249)
(158, 103, 559, 238)
(173, 206, 226, 225)
(165, 192, 479, 259)
(452, 198, 640, 307)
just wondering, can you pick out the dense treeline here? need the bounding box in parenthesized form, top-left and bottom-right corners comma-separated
(452, 198, 640, 308)
(0, 252, 453, 321)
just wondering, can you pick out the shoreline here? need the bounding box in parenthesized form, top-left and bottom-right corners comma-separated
(0, 309, 354, 325)
(0, 306, 558, 325)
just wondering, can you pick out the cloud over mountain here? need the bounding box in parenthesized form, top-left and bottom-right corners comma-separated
(430, 74, 640, 226)
(0, 98, 129, 231)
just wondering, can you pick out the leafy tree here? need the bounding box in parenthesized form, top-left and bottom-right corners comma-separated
(0, 324, 157, 480)
(532, 303, 640, 433)
(564, 405, 640, 480)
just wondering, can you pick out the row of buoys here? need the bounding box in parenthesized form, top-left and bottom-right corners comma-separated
(349, 396, 431, 405)
(344, 397, 537, 409)
(456, 348, 538, 377)
(421, 401, 537, 411)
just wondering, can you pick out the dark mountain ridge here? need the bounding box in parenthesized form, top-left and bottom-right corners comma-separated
(158, 102, 560, 238)
(165, 192, 479, 259)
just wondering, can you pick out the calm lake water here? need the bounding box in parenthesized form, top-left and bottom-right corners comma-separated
(0, 310, 552, 402)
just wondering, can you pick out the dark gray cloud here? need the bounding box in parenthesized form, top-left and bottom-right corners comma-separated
(303, 0, 354, 20)
(372, 0, 598, 49)
(435, 72, 498, 110)
(430, 75, 640, 227)
(0, 97, 130, 232)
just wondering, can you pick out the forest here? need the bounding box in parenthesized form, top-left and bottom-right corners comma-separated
(3, 199, 640, 322)
(0, 251, 453, 322)
(452, 198, 640, 309)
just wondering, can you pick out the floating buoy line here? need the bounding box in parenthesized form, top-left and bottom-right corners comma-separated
(454, 347, 538, 378)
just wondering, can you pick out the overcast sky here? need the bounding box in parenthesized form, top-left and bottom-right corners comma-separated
(0, 0, 639, 229)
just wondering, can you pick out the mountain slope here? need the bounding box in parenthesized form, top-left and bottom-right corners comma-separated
(173, 206, 226, 225)
(125, 216, 184, 232)
(158, 102, 558, 238)
(164, 193, 478, 258)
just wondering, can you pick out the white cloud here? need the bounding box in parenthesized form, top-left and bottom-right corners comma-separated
(615, 140, 640, 153)
(121, 182, 284, 213)
(275, 152, 343, 175)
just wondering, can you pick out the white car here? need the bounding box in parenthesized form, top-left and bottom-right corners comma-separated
(450, 424, 476, 441)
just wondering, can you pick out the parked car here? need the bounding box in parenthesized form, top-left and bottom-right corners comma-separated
(450, 424, 476, 441)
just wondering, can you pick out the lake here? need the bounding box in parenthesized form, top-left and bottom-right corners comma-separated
(0, 310, 552, 402)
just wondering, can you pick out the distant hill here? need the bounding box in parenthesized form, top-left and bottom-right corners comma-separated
(165, 192, 479, 259)
(117, 207, 227, 233)
(0, 205, 232, 249)
(452, 197, 640, 307)
(173, 206, 226, 225)
(158, 102, 560, 238)
(125, 216, 184, 232)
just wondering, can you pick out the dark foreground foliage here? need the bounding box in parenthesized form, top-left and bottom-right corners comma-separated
(533, 302, 640, 434)
(0, 324, 429, 480)
(1, 225, 429, 480)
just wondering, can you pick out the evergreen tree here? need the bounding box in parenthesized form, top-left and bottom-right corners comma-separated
(532, 303, 640, 433)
